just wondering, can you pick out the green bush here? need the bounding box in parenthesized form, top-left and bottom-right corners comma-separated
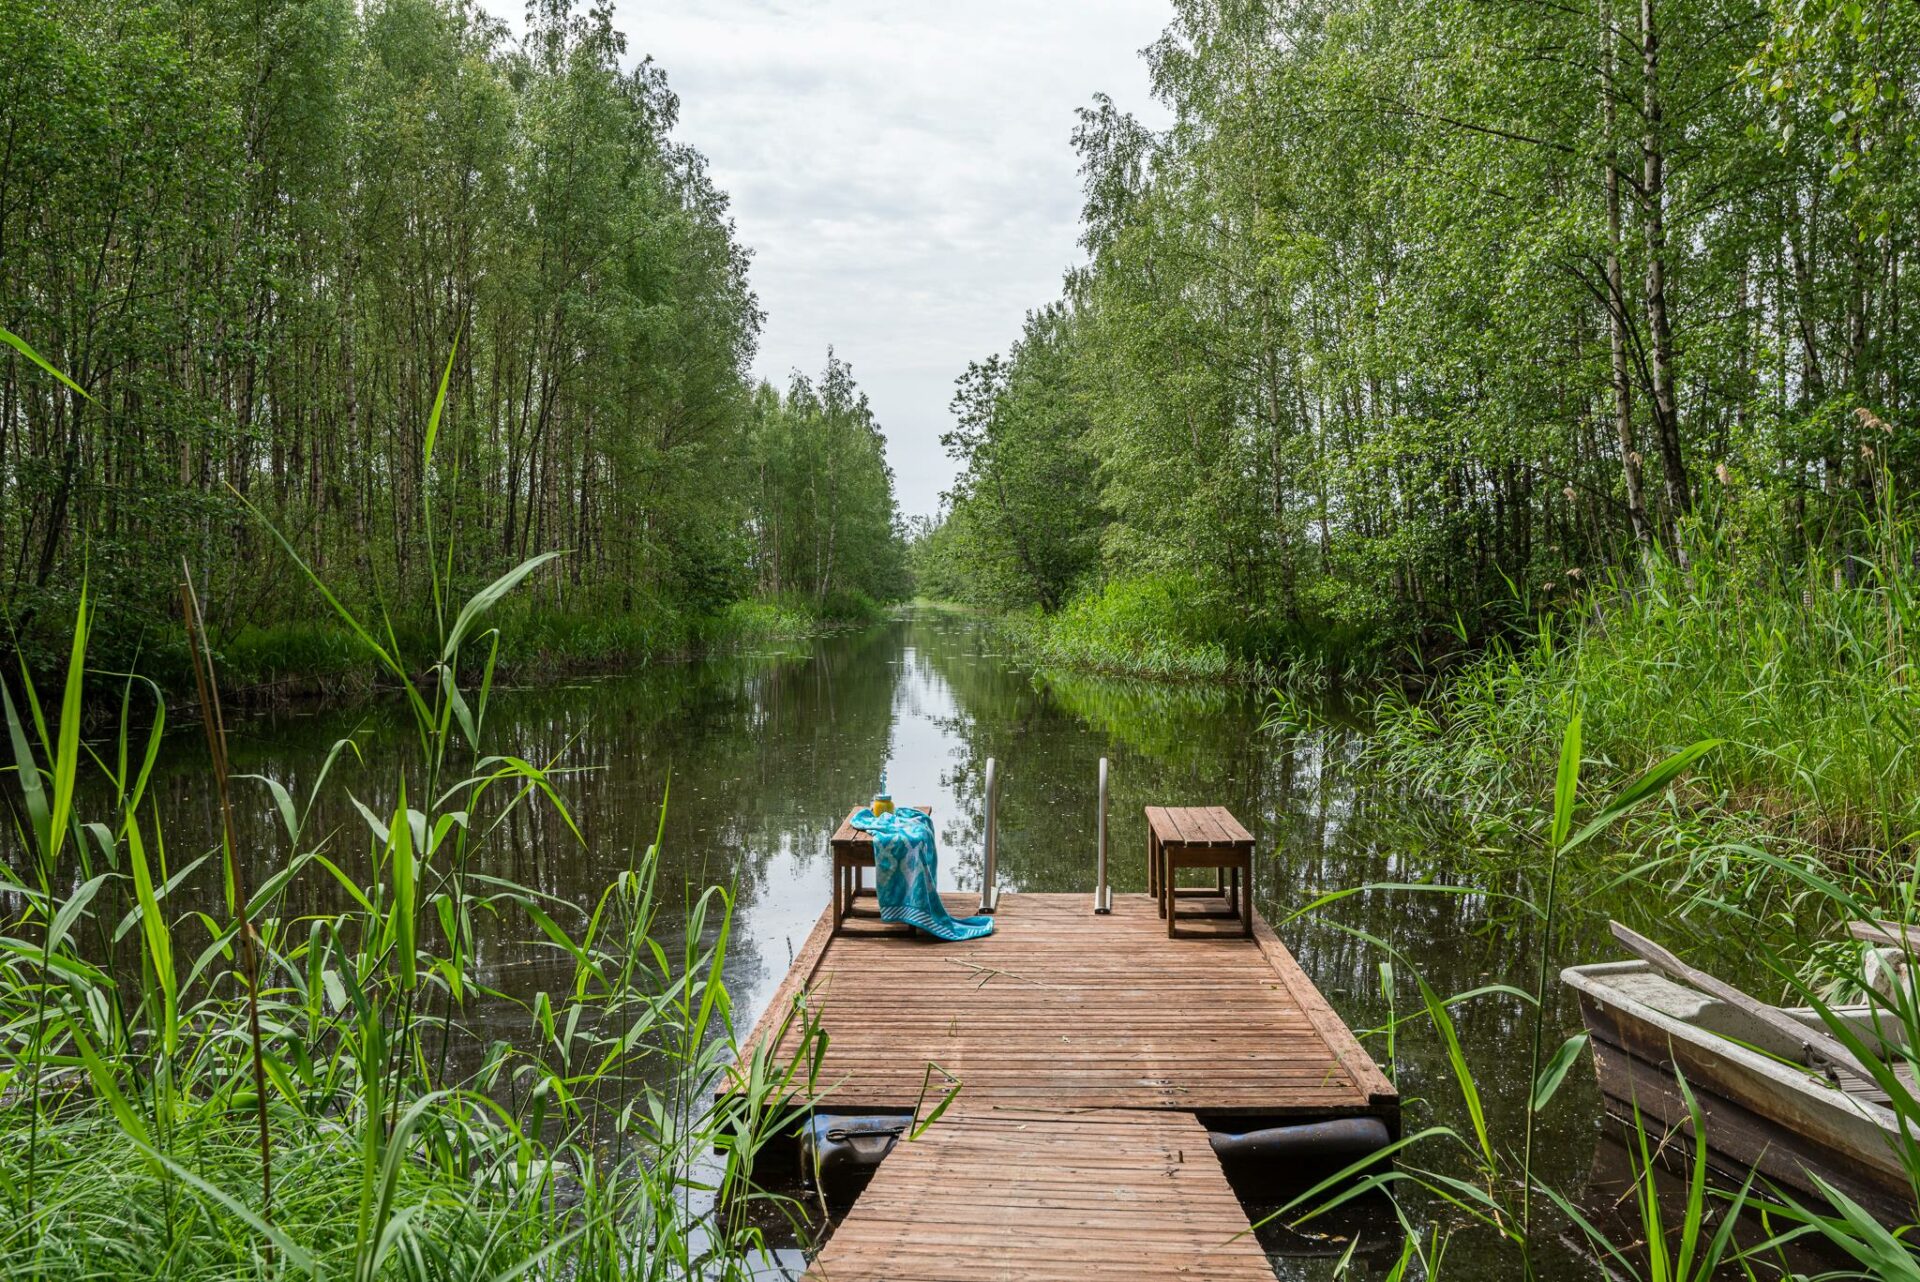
(1009, 573, 1240, 681)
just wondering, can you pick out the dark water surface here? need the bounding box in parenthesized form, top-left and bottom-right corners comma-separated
(98, 609, 1764, 1279)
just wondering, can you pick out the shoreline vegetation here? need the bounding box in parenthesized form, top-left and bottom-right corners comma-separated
(1, 322, 837, 1275)
(9, 0, 1920, 1273)
(86, 592, 895, 712)
(1361, 525, 1920, 869)
(1, 0, 910, 706)
(0, 597, 829, 1280)
(964, 493, 1919, 865)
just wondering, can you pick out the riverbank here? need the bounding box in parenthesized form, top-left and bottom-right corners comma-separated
(1360, 534, 1918, 871)
(964, 577, 1277, 684)
(971, 531, 1916, 873)
(924, 566, 1402, 686)
(15, 593, 894, 712)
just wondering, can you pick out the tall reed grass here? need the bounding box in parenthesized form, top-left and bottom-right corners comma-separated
(1275, 467, 1920, 1273)
(1001, 574, 1245, 682)
(1274, 716, 1920, 1278)
(0, 331, 824, 1278)
(1365, 484, 1920, 863)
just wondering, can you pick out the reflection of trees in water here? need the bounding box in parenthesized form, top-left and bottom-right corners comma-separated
(1034, 671, 1235, 761)
(34, 612, 1686, 1249)
(901, 614, 1642, 1249)
(910, 616, 1318, 899)
(54, 622, 910, 1042)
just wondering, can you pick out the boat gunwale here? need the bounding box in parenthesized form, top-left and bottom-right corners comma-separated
(1561, 961, 1899, 1130)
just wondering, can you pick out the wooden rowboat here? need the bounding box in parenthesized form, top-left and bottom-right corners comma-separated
(1563, 923, 1918, 1224)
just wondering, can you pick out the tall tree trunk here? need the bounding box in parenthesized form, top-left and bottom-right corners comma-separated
(1891, 236, 1903, 414)
(1639, 0, 1690, 542)
(33, 391, 84, 588)
(1602, 0, 1652, 551)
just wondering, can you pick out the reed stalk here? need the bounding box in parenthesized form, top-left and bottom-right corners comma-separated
(180, 565, 274, 1232)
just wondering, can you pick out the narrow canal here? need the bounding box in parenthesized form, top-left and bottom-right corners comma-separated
(110, 608, 1724, 1278)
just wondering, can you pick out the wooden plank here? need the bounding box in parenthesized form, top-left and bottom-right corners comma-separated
(1154, 805, 1250, 848)
(1253, 914, 1398, 1112)
(1849, 919, 1920, 950)
(831, 804, 933, 848)
(1174, 806, 1216, 846)
(1570, 964, 1913, 1212)
(742, 892, 1390, 1117)
(1584, 1021, 1914, 1225)
(1178, 806, 1223, 845)
(830, 809, 858, 845)
(1830, 1059, 1918, 1105)
(803, 1109, 1277, 1281)
(1152, 806, 1209, 847)
(1207, 804, 1254, 844)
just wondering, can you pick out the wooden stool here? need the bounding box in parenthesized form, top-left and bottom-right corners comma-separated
(829, 805, 929, 935)
(1145, 806, 1254, 938)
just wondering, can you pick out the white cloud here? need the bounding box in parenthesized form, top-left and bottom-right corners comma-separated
(605, 0, 1174, 517)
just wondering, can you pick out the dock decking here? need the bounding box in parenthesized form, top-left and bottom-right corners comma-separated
(803, 1108, 1278, 1281)
(736, 890, 1397, 1278)
(742, 891, 1395, 1116)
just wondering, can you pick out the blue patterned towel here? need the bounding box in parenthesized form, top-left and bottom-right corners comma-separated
(850, 806, 995, 941)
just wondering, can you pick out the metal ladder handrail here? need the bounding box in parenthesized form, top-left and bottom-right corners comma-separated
(1092, 757, 1112, 914)
(978, 757, 1000, 914)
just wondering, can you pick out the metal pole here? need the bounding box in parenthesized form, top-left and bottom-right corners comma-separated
(1093, 757, 1112, 914)
(979, 757, 1000, 914)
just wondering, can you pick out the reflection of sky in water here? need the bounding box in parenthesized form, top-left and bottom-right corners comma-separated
(40, 611, 1771, 1279)
(730, 631, 1031, 1029)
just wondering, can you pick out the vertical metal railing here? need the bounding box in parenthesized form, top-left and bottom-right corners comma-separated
(978, 757, 1000, 914)
(1092, 757, 1112, 914)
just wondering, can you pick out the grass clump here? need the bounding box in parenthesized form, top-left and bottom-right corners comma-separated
(704, 590, 889, 649)
(1002, 573, 1244, 682)
(0, 587, 821, 1280)
(982, 570, 1387, 685)
(1364, 505, 1920, 862)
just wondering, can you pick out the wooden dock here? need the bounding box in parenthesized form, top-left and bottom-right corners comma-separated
(805, 1108, 1278, 1280)
(736, 890, 1397, 1278)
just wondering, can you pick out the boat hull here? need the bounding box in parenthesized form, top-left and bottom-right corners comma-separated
(1566, 960, 1914, 1224)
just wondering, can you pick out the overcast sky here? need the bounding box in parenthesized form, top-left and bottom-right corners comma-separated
(594, 0, 1175, 518)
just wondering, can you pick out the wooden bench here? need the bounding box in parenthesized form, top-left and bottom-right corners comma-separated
(1146, 806, 1254, 938)
(829, 805, 929, 935)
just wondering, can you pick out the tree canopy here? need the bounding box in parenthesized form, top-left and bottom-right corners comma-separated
(0, 0, 906, 675)
(922, 0, 1920, 665)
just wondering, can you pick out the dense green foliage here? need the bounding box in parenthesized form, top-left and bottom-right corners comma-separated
(920, 0, 1920, 674)
(924, 307, 1102, 613)
(745, 355, 911, 613)
(0, 0, 904, 684)
(1363, 474, 1920, 863)
(0, 562, 825, 1278)
(0, 307, 849, 1273)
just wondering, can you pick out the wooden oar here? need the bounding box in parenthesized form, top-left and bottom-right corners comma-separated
(1609, 921, 1872, 1076)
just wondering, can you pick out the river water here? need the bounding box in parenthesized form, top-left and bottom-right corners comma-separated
(104, 608, 1755, 1278)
